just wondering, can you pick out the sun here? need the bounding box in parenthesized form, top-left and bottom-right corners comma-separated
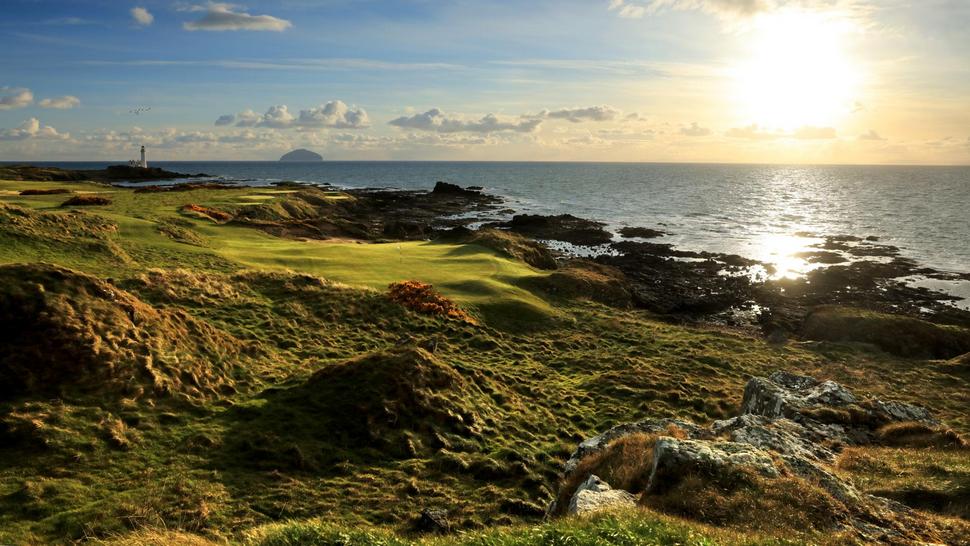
(732, 10, 861, 131)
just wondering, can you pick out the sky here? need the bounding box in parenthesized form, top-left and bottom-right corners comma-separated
(1, 0, 968, 164)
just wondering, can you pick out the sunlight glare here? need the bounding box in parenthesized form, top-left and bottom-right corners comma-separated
(732, 10, 861, 130)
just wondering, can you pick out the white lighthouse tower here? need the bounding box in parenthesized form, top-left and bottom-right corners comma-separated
(139, 145, 148, 168)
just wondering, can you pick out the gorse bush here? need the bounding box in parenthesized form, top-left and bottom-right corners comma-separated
(387, 281, 477, 324)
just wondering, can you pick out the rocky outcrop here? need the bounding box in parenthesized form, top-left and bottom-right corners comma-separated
(554, 371, 956, 543)
(646, 438, 779, 494)
(566, 475, 636, 516)
(490, 214, 613, 246)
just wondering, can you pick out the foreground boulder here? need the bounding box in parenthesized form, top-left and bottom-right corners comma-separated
(553, 371, 965, 543)
(566, 475, 636, 516)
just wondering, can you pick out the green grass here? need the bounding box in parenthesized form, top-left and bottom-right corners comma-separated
(1, 180, 968, 545)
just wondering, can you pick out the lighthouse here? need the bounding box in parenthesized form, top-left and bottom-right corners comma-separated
(140, 145, 147, 168)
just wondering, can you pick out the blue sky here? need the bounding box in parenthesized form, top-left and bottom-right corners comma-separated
(1, 0, 968, 163)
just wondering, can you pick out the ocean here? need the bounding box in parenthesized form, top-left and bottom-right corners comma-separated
(11, 161, 970, 306)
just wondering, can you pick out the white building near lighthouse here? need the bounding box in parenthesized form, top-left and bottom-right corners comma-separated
(128, 145, 148, 168)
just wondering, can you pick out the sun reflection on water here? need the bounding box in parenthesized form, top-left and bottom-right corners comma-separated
(755, 233, 817, 279)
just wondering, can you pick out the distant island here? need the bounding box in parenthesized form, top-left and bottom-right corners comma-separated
(279, 149, 323, 162)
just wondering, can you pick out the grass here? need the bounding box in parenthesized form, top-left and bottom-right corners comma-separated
(0, 179, 968, 545)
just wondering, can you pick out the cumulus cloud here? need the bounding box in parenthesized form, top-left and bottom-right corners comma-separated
(216, 101, 369, 129)
(792, 125, 837, 139)
(540, 105, 621, 123)
(297, 101, 370, 129)
(389, 108, 542, 134)
(131, 7, 154, 26)
(257, 105, 295, 128)
(0, 118, 70, 141)
(0, 87, 34, 110)
(38, 95, 80, 109)
(680, 122, 711, 136)
(183, 3, 292, 32)
(234, 109, 261, 127)
(858, 129, 885, 141)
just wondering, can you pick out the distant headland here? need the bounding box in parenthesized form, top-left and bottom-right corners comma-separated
(279, 149, 323, 162)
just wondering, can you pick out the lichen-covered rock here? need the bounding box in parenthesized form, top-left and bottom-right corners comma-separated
(741, 371, 857, 419)
(646, 437, 779, 494)
(556, 371, 953, 543)
(741, 371, 938, 441)
(563, 417, 702, 474)
(712, 414, 837, 462)
(566, 475, 637, 516)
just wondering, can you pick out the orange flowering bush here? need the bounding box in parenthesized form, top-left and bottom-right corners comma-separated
(387, 280, 476, 324)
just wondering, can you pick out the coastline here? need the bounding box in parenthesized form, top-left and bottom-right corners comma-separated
(0, 165, 968, 544)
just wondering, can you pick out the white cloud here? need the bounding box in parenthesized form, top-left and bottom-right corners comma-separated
(216, 101, 369, 129)
(234, 109, 261, 127)
(680, 122, 711, 136)
(388, 108, 542, 134)
(131, 7, 154, 26)
(297, 101, 370, 129)
(0, 118, 70, 141)
(38, 95, 80, 109)
(0, 87, 34, 110)
(608, 0, 647, 18)
(257, 105, 295, 128)
(541, 105, 622, 123)
(858, 129, 885, 141)
(183, 3, 292, 32)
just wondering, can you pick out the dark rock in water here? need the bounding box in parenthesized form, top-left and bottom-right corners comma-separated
(492, 214, 613, 246)
(432, 181, 480, 196)
(279, 148, 323, 161)
(795, 250, 847, 264)
(466, 185, 484, 191)
(597, 242, 758, 315)
(414, 508, 450, 534)
(618, 226, 666, 239)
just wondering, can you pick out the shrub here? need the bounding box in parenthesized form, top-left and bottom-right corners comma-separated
(61, 194, 111, 207)
(387, 281, 476, 324)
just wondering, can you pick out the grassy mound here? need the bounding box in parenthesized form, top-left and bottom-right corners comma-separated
(442, 228, 558, 270)
(837, 446, 970, 521)
(526, 260, 632, 308)
(228, 346, 503, 466)
(801, 306, 970, 358)
(0, 263, 243, 403)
